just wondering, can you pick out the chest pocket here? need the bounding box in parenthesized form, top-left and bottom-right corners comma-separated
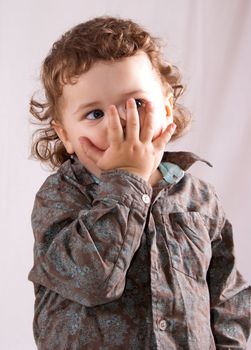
(162, 212, 212, 281)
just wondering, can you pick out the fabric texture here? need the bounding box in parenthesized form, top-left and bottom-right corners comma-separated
(27, 150, 251, 349)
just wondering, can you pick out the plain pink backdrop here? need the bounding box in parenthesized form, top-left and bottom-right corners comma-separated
(0, 0, 250, 348)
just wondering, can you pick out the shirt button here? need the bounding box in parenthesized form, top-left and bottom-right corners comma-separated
(142, 194, 150, 204)
(159, 319, 167, 331)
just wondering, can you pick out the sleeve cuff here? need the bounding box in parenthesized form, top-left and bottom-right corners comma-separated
(96, 168, 153, 209)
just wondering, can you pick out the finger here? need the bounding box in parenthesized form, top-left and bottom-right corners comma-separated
(79, 136, 103, 163)
(153, 123, 176, 150)
(125, 98, 140, 143)
(107, 105, 124, 144)
(140, 101, 155, 143)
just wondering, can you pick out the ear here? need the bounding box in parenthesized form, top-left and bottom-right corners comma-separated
(51, 120, 74, 154)
(164, 93, 174, 118)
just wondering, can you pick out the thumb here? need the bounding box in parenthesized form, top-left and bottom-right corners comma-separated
(79, 136, 103, 163)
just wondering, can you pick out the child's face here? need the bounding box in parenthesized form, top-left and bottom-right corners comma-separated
(53, 50, 173, 176)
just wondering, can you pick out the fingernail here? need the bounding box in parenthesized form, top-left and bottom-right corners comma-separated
(109, 105, 116, 112)
(128, 98, 135, 106)
(171, 123, 176, 132)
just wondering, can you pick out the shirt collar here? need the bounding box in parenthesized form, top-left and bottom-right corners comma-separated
(65, 151, 213, 186)
(161, 150, 213, 170)
(158, 151, 213, 185)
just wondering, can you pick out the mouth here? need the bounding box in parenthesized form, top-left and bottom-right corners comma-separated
(99, 145, 108, 151)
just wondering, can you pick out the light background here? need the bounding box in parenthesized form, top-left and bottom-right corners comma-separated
(0, 0, 250, 348)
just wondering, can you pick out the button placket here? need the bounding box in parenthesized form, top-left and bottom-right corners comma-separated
(159, 319, 167, 331)
(142, 194, 150, 204)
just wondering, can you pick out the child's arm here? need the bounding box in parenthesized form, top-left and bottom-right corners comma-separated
(207, 191, 251, 348)
(28, 167, 153, 307)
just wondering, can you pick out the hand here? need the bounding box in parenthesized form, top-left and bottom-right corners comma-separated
(79, 98, 176, 182)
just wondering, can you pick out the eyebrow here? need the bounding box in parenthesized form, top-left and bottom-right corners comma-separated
(73, 89, 147, 115)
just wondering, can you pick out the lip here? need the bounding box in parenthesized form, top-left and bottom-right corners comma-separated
(95, 145, 107, 152)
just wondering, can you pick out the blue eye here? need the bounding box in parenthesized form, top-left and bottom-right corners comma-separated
(84, 110, 104, 120)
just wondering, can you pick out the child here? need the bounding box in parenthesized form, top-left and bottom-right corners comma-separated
(28, 15, 251, 349)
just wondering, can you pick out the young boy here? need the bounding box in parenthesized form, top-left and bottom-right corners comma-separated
(28, 16, 251, 349)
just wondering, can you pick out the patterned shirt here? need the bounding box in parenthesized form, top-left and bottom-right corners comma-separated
(27, 150, 251, 349)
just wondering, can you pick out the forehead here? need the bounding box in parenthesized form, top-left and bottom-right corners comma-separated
(63, 51, 160, 95)
(90, 50, 155, 76)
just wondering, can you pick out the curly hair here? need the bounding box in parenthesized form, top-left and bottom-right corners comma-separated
(29, 15, 192, 171)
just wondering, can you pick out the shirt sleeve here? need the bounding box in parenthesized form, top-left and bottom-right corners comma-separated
(28, 168, 152, 307)
(206, 191, 251, 348)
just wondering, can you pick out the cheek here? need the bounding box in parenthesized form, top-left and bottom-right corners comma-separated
(151, 106, 168, 139)
(80, 124, 108, 151)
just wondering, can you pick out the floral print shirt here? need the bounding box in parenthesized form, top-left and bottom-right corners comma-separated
(28, 150, 251, 349)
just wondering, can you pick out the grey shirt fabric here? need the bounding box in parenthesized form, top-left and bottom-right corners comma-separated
(27, 150, 251, 349)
